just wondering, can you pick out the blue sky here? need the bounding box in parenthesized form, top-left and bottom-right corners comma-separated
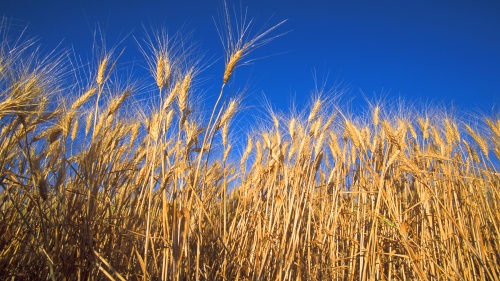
(2, 0, 500, 116)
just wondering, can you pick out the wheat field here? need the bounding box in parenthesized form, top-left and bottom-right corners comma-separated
(0, 13, 499, 280)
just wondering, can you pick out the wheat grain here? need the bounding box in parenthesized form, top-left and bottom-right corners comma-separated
(418, 117, 429, 140)
(314, 131, 326, 157)
(223, 49, 242, 84)
(107, 89, 131, 117)
(97, 56, 108, 86)
(308, 98, 321, 123)
(310, 117, 322, 138)
(407, 121, 417, 141)
(465, 124, 489, 156)
(218, 98, 238, 129)
(178, 71, 192, 112)
(163, 81, 179, 111)
(155, 54, 164, 89)
(71, 118, 79, 141)
(222, 123, 229, 148)
(71, 88, 96, 111)
(85, 111, 93, 137)
(486, 119, 500, 139)
(164, 109, 174, 132)
(240, 136, 253, 169)
(345, 120, 362, 149)
(372, 106, 380, 126)
(288, 118, 296, 140)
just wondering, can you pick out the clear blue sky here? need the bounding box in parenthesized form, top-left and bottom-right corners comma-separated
(2, 0, 500, 115)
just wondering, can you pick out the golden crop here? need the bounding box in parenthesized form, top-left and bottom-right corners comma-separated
(0, 13, 499, 280)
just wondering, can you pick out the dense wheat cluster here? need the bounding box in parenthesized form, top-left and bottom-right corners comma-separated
(0, 14, 499, 280)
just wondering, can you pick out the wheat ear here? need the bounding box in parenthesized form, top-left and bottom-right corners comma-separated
(223, 49, 242, 84)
